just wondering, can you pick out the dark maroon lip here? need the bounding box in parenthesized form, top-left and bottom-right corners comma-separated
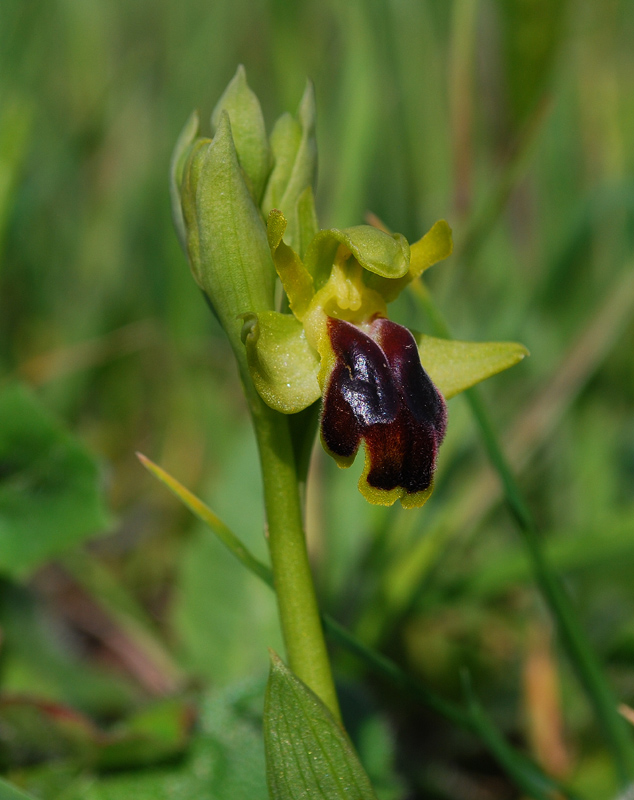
(321, 317, 447, 496)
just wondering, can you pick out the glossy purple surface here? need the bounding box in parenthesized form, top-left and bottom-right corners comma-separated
(321, 317, 447, 496)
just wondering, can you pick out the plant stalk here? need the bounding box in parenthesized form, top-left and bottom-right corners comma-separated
(249, 384, 341, 722)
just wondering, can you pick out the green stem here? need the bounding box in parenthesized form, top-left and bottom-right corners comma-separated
(250, 389, 341, 722)
(414, 279, 634, 783)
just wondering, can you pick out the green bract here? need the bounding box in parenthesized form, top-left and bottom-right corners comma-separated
(170, 65, 317, 363)
(210, 65, 272, 203)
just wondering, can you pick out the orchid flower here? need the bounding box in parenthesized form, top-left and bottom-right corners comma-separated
(170, 66, 528, 510)
(242, 210, 527, 508)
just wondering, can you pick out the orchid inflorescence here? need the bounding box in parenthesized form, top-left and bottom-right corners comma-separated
(171, 66, 527, 508)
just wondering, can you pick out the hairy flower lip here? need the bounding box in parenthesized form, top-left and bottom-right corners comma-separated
(321, 316, 447, 506)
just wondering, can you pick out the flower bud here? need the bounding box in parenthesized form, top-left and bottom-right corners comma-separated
(172, 107, 276, 360)
(262, 82, 317, 254)
(211, 65, 272, 203)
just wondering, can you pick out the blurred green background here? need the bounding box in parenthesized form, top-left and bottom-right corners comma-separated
(2, 0, 634, 797)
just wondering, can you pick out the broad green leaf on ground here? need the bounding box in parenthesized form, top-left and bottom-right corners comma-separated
(11, 679, 268, 800)
(0, 383, 110, 578)
(0, 696, 192, 770)
(264, 652, 378, 800)
(96, 698, 194, 769)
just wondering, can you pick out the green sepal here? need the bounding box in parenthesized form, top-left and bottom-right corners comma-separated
(180, 137, 211, 287)
(261, 81, 317, 252)
(211, 65, 272, 203)
(367, 220, 453, 302)
(267, 210, 314, 319)
(305, 225, 410, 289)
(241, 311, 320, 414)
(169, 110, 199, 252)
(195, 112, 276, 354)
(264, 652, 378, 800)
(416, 335, 529, 399)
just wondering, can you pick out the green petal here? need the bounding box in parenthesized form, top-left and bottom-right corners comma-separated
(241, 311, 321, 414)
(417, 335, 529, 399)
(169, 110, 199, 252)
(267, 210, 315, 319)
(211, 65, 272, 202)
(305, 226, 410, 289)
(261, 81, 317, 253)
(262, 111, 302, 211)
(410, 219, 453, 277)
(367, 220, 453, 303)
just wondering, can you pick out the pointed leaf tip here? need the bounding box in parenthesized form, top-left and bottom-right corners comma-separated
(211, 66, 271, 201)
(137, 453, 273, 587)
(264, 655, 378, 800)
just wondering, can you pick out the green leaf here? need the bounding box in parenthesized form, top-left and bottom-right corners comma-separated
(241, 311, 321, 414)
(136, 452, 273, 588)
(97, 699, 193, 769)
(0, 695, 191, 770)
(18, 681, 269, 800)
(0, 696, 101, 765)
(264, 652, 378, 800)
(137, 450, 279, 685)
(416, 335, 529, 399)
(211, 65, 272, 202)
(305, 226, 410, 289)
(0, 383, 110, 579)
